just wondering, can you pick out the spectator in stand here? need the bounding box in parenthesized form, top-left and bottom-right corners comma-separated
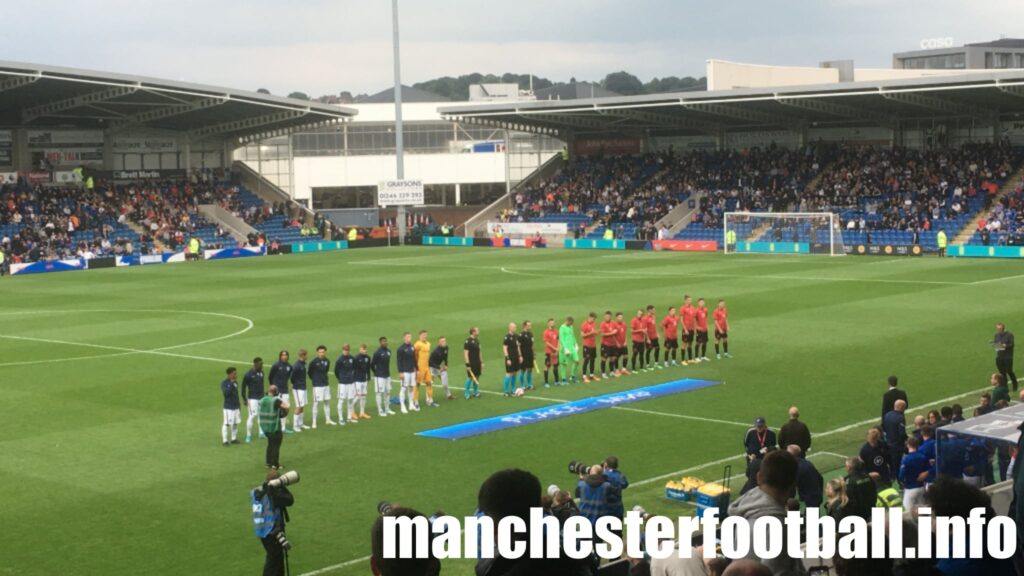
(369, 507, 440, 576)
(786, 445, 823, 509)
(778, 406, 811, 456)
(725, 450, 804, 575)
(923, 478, 1016, 575)
(825, 478, 848, 521)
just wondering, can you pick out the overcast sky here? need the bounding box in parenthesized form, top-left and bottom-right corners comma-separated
(4, 1, 1022, 96)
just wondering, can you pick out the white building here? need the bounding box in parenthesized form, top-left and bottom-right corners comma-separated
(235, 85, 562, 209)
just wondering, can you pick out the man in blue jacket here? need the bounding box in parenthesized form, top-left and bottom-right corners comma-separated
(899, 436, 930, 509)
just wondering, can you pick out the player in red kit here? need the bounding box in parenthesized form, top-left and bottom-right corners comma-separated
(644, 305, 662, 370)
(661, 306, 680, 367)
(630, 309, 648, 372)
(543, 318, 561, 387)
(615, 312, 629, 375)
(695, 298, 710, 361)
(580, 312, 600, 383)
(680, 295, 696, 365)
(599, 311, 617, 378)
(714, 299, 731, 359)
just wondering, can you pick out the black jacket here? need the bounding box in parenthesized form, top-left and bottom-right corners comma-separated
(881, 387, 908, 421)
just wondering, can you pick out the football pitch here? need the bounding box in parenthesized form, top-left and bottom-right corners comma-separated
(4, 247, 1023, 575)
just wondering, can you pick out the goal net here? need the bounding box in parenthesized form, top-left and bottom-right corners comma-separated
(723, 212, 846, 256)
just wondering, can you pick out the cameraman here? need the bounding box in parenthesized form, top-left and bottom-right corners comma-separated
(252, 469, 294, 576)
(575, 464, 618, 526)
(602, 456, 629, 518)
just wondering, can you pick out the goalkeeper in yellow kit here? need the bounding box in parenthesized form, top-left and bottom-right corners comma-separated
(413, 330, 438, 408)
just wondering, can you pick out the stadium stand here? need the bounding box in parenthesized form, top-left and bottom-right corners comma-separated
(0, 178, 329, 263)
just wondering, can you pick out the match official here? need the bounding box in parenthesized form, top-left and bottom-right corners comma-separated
(994, 322, 1018, 391)
(464, 327, 483, 399)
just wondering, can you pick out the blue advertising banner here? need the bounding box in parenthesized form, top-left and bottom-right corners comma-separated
(733, 242, 808, 254)
(203, 246, 266, 260)
(416, 378, 720, 440)
(291, 240, 348, 253)
(563, 238, 625, 250)
(948, 245, 1024, 259)
(423, 236, 474, 247)
(10, 258, 86, 275)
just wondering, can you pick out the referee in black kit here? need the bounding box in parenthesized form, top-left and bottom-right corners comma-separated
(994, 322, 1018, 391)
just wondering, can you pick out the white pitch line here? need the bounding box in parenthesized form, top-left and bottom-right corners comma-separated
(0, 309, 255, 368)
(499, 265, 967, 286)
(0, 334, 248, 366)
(611, 406, 749, 427)
(970, 272, 1024, 285)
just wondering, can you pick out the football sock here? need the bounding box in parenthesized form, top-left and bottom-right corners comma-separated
(601, 360, 607, 373)
(323, 401, 332, 421)
(465, 379, 472, 397)
(502, 375, 510, 394)
(715, 343, 720, 355)
(359, 396, 367, 414)
(472, 380, 479, 395)
(525, 372, 533, 388)
(222, 424, 229, 443)
(441, 372, 450, 395)
(280, 417, 287, 431)
(230, 424, 238, 441)
(553, 365, 560, 382)
(544, 370, 550, 384)
(349, 394, 357, 416)
(654, 347, 660, 363)
(724, 342, 729, 353)
(426, 385, 433, 404)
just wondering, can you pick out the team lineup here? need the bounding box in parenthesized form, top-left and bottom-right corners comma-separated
(217, 296, 730, 450)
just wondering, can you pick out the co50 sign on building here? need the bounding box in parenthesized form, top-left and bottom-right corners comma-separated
(378, 179, 424, 206)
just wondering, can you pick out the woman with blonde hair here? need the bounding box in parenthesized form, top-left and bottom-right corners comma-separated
(826, 477, 849, 521)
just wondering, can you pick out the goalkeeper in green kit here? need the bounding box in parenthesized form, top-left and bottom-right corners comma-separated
(559, 316, 580, 385)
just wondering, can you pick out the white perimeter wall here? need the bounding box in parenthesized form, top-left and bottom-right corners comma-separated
(291, 152, 509, 203)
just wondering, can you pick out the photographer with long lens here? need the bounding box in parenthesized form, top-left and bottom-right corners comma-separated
(252, 469, 299, 576)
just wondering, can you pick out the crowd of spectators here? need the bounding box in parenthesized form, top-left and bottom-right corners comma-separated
(810, 141, 1019, 234)
(976, 176, 1024, 246)
(0, 178, 322, 264)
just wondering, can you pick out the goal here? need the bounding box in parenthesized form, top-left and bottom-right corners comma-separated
(723, 212, 846, 256)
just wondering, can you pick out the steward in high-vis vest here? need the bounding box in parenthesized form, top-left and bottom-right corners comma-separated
(189, 237, 201, 261)
(936, 230, 947, 257)
(347, 227, 357, 242)
(603, 227, 614, 241)
(875, 486, 902, 508)
(0, 247, 6, 276)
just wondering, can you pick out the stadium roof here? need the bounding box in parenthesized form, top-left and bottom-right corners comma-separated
(440, 70, 1024, 137)
(0, 60, 356, 141)
(359, 85, 450, 103)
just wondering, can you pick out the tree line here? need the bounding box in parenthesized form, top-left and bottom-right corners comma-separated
(259, 71, 706, 103)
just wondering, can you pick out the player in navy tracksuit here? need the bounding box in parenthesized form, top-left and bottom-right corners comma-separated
(268, 351, 293, 433)
(220, 367, 241, 445)
(241, 357, 264, 443)
(309, 345, 335, 428)
(353, 345, 372, 418)
(290, 349, 308, 431)
(371, 337, 394, 416)
(396, 333, 417, 413)
(334, 345, 356, 425)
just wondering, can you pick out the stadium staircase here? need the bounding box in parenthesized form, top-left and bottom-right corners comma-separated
(951, 164, 1024, 245)
(122, 219, 169, 252)
(663, 191, 705, 236)
(745, 221, 774, 242)
(460, 153, 565, 237)
(234, 161, 315, 226)
(198, 204, 256, 245)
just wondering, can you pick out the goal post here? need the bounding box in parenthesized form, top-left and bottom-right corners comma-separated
(723, 212, 846, 256)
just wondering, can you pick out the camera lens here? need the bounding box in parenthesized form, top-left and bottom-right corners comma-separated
(378, 501, 393, 515)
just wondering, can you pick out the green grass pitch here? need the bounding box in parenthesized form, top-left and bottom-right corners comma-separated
(4, 247, 1022, 575)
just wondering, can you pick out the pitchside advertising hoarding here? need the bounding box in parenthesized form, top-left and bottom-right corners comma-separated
(377, 179, 424, 206)
(486, 222, 568, 236)
(847, 244, 924, 256)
